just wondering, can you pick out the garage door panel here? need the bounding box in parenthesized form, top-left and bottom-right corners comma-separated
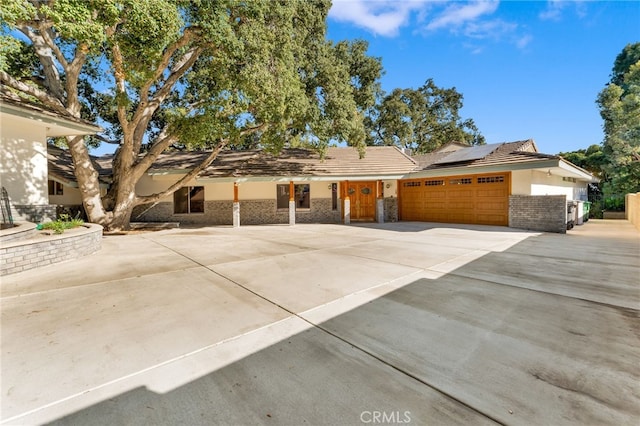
(400, 173, 510, 226)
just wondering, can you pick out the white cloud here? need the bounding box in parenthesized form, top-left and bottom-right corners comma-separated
(425, 0, 500, 31)
(539, 0, 566, 21)
(462, 19, 516, 40)
(539, 0, 589, 21)
(515, 34, 533, 49)
(328, 0, 430, 37)
(328, 0, 532, 51)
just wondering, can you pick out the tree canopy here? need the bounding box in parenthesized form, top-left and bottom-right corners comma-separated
(596, 42, 640, 197)
(365, 78, 485, 153)
(1, 0, 382, 230)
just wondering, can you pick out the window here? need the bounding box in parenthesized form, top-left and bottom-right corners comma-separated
(477, 176, 505, 184)
(424, 179, 444, 186)
(449, 178, 472, 185)
(403, 181, 421, 187)
(277, 184, 310, 209)
(331, 183, 338, 211)
(174, 186, 204, 214)
(48, 180, 63, 195)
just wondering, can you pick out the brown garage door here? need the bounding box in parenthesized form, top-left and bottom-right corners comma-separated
(399, 172, 510, 226)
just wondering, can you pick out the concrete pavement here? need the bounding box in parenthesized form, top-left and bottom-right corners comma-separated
(1, 220, 638, 425)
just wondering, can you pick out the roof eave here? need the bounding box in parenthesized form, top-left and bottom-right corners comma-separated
(1, 101, 102, 136)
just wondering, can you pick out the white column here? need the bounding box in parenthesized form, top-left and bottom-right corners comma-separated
(233, 202, 240, 227)
(377, 198, 384, 223)
(343, 198, 351, 224)
(289, 200, 296, 225)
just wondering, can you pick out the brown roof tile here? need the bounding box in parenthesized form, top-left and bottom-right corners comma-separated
(150, 146, 417, 178)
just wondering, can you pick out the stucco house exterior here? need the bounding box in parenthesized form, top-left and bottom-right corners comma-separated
(0, 94, 101, 222)
(47, 139, 596, 233)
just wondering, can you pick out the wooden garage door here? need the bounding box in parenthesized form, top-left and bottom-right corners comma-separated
(399, 172, 510, 226)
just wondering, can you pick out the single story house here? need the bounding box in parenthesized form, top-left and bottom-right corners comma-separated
(47, 139, 596, 233)
(0, 94, 101, 223)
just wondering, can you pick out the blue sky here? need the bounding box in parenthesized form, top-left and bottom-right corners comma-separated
(327, 0, 640, 155)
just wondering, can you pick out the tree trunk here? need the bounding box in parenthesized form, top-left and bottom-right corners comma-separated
(107, 178, 138, 232)
(67, 135, 109, 225)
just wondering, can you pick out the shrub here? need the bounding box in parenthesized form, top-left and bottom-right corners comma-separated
(39, 214, 84, 234)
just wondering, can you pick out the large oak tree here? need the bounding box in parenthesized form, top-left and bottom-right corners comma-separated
(365, 78, 484, 153)
(1, 0, 381, 230)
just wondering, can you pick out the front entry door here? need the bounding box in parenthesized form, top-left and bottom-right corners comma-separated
(348, 181, 376, 221)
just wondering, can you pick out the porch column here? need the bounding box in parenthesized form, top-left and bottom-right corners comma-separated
(289, 180, 295, 225)
(343, 180, 351, 224)
(233, 182, 240, 228)
(376, 180, 384, 223)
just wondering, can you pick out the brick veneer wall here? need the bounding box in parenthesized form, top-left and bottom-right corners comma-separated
(12, 204, 56, 223)
(509, 195, 567, 233)
(132, 198, 341, 226)
(0, 223, 103, 276)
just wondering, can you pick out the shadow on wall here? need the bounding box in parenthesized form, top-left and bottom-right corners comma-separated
(1, 136, 51, 222)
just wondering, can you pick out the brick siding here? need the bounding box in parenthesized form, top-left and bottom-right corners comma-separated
(133, 198, 341, 226)
(509, 195, 567, 233)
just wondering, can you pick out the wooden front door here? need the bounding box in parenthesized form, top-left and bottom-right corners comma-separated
(347, 181, 376, 221)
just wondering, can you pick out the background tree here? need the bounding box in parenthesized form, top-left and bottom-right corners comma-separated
(596, 42, 640, 199)
(558, 144, 607, 180)
(0, 0, 381, 231)
(366, 78, 484, 153)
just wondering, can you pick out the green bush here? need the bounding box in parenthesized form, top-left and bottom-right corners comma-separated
(39, 214, 84, 234)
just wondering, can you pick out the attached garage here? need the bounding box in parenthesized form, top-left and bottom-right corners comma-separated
(399, 172, 511, 226)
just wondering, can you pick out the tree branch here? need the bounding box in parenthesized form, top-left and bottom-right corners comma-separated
(131, 46, 204, 151)
(134, 140, 228, 206)
(18, 25, 66, 102)
(0, 70, 68, 115)
(105, 27, 130, 131)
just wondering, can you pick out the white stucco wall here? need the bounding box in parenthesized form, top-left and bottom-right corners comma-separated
(0, 117, 49, 205)
(511, 169, 588, 201)
(383, 180, 397, 198)
(49, 182, 84, 205)
(511, 170, 532, 195)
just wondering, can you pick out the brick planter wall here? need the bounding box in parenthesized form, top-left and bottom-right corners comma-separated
(509, 195, 567, 233)
(0, 223, 103, 276)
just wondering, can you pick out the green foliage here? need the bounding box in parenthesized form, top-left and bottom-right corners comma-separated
(596, 42, 640, 198)
(1, 0, 381, 228)
(558, 144, 607, 179)
(366, 78, 484, 153)
(40, 214, 84, 234)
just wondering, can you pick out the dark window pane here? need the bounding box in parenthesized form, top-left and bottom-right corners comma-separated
(332, 183, 337, 210)
(190, 186, 205, 213)
(277, 184, 289, 209)
(174, 187, 189, 214)
(296, 184, 310, 209)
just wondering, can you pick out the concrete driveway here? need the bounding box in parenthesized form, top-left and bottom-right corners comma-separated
(1, 220, 638, 425)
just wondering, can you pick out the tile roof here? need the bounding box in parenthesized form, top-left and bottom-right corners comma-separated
(412, 139, 558, 170)
(48, 139, 591, 184)
(47, 145, 111, 185)
(151, 146, 418, 178)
